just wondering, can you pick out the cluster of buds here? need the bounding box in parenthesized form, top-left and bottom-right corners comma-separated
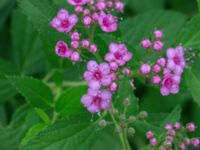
(81, 42, 133, 113)
(146, 122, 199, 150)
(69, 0, 124, 31)
(98, 98, 148, 136)
(139, 30, 188, 96)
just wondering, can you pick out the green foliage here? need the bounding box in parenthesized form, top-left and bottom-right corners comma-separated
(21, 119, 98, 150)
(185, 56, 200, 107)
(127, 0, 165, 12)
(197, 0, 200, 11)
(0, 0, 200, 150)
(56, 86, 88, 116)
(7, 76, 54, 109)
(114, 76, 139, 115)
(11, 9, 45, 75)
(0, 104, 40, 150)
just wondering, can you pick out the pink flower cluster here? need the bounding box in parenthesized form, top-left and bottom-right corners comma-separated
(146, 122, 199, 150)
(54, 30, 99, 62)
(67, 0, 124, 32)
(141, 30, 164, 52)
(81, 43, 132, 113)
(139, 30, 186, 96)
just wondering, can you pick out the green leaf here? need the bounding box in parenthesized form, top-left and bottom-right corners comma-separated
(197, 0, 200, 11)
(35, 108, 51, 124)
(56, 86, 87, 116)
(18, 0, 66, 67)
(0, 58, 18, 76)
(176, 14, 200, 49)
(160, 105, 182, 128)
(185, 56, 200, 106)
(91, 127, 122, 150)
(127, 0, 165, 12)
(21, 123, 47, 146)
(11, 9, 45, 75)
(0, 104, 40, 150)
(0, 0, 15, 29)
(0, 79, 17, 104)
(115, 76, 139, 115)
(21, 119, 98, 150)
(7, 76, 54, 109)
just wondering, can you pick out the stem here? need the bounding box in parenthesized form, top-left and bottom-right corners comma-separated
(109, 112, 127, 149)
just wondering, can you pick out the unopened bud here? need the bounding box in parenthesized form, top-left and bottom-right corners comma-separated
(119, 114, 126, 122)
(139, 111, 148, 119)
(98, 120, 107, 128)
(110, 108, 119, 115)
(128, 127, 135, 136)
(120, 122, 128, 129)
(123, 98, 131, 107)
(115, 126, 122, 133)
(128, 116, 137, 123)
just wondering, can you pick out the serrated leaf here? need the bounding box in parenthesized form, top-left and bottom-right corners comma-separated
(18, 0, 66, 67)
(11, 9, 45, 75)
(21, 119, 98, 150)
(160, 105, 181, 128)
(7, 76, 53, 109)
(55, 86, 87, 116)
(115, 76, 139, 115)
(176, 14, 200, 49)
(185, 56, 200, 107)
(0, 104, 40, 150)
(21, 123, 47, 146)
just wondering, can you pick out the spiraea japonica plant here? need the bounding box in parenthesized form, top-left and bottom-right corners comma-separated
(1, 0, 200, 150)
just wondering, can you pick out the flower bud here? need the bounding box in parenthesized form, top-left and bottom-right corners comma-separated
(139, 111, 148, 119)
(154, 30, 163, 39)
(128, 116, 137, 123)
(123, 98, 131, 107)
(128, 127, 135, 136)
(98, 120, 107, 128)
(141, 39, 152, 49)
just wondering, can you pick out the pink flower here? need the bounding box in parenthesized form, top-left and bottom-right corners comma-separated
(50, 9, 78, 33)
(174, 122, 181, 130)
(153, 64, 161, 73)
(81, 89, 112, 113)
(55, 40, 72, 58)
(139, 64, 151, 75)
(83, 16, 92, 26)
(81, 39, 90, 48)
(98, 12, 117, 32)
(153, 41, 164, 51)
(150, 138, 157, 146)
(146, 131, 154, 139)
(152, 76, 161, 84)
(90, 44, 98, 52)
(67, 0, 88, 6)
(186, 122, 196, 132)
(115, 2, 124, 12)
(154, 30, 163, 39)
(157, 57, 166, 67)
(109, 82, 118, 92)
(165, 124, 173, 131)
(84, 61, 113, 89)
(70, 31, 80, 40)
(160, 73, 181, 96)
(105, 43, 132, 67)
(166, 46, 185, 75)
(191, 138, 200, 147)
(141, 39, 152, 49)
(179, 143, 185, 150)
(71, 51, 80, 62)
